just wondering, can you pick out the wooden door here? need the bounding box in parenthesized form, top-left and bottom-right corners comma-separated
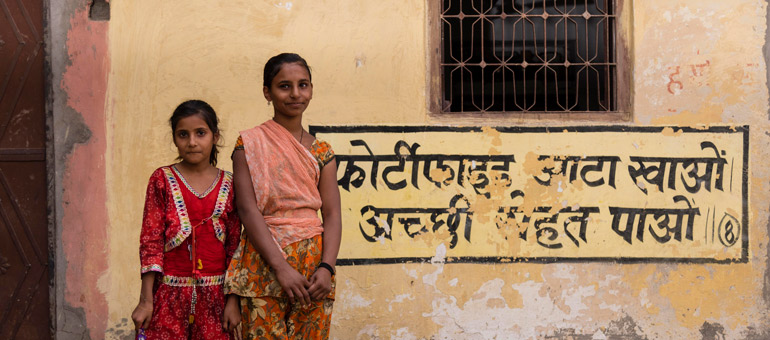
(0, 0, 50, 338)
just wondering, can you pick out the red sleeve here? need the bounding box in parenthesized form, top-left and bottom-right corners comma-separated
(139, 169, 167, 275)
(223, 187, 242, 264)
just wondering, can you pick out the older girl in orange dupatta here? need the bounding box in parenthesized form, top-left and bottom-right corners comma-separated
(221, 53, 342, 340)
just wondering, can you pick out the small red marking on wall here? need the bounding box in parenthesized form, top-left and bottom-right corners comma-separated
(667, 60, 710, 94)
(690, 60, 710, 77)
(743, 63, 758, 81)
(667, 66, 683, 94)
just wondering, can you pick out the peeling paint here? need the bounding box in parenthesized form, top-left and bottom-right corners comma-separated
(104, 318, 132, 340)
(56, 1, 111, 338)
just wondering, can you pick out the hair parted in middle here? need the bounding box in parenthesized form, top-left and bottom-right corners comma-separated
(169, 99, 222, 166)
(263, 53, 312, 88)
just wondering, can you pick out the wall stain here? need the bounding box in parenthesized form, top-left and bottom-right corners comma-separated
(764, 197, 770, 320)
(59, 306, 91, 340)
(544, 328, 594, 340)
(105, 318, 133, 340)
(765, 0, 770, 121)
(699, 321, 726, 340)
(543, 315, 647, 340)
(53, 1, 97, 339)
(741, 325, 770, 339)
(604, 315, 648, 340)
(88, 0, 110, 21)
(57, 1, 111, 338)
(56, 106, 92, 167)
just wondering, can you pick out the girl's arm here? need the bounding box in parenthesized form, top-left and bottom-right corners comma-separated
(131, 272, 155, 329)
(133, 170, 166, 329)
(232, 149, 311, 305)
(223, 191, 242, 264)
(308, 158, 342, 300)
(139, 170, 166, 275)
(222, 294, 241, 339)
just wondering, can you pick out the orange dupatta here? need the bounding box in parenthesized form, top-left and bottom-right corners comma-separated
(239, 119, 324, 253)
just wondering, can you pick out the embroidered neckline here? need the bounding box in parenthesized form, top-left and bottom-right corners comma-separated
(161, 167, 233, 251)
(172, 165, 222, 199)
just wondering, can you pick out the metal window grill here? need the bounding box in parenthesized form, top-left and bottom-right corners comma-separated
(441, 0, 616, 113)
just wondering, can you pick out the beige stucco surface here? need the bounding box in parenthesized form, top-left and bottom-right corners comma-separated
(99, 0, 770, 338)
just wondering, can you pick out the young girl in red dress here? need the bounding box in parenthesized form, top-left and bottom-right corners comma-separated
(131, 100, 241, 340)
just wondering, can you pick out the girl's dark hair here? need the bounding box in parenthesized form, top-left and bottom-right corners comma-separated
(263, 53, 312, 87)
(169, 100, 221, 166)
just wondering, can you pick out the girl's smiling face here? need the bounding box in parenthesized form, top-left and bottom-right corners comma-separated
(173, 114, 218, 166)
(264, 62, 313, 119)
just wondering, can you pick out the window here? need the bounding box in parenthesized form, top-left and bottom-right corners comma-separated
(435, 0, 628, 115)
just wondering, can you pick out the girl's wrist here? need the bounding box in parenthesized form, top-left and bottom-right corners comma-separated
(318, 262, 335, 276)
(272, 261, 295, 275)
(320, 258, 337, 269)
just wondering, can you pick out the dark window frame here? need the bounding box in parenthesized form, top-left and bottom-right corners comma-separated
(427, 0, 632, 121)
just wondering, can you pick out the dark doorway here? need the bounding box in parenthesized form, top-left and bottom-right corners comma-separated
(0, 0, 50, 338)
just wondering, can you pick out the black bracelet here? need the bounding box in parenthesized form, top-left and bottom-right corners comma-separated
(318, 262, 335, 276)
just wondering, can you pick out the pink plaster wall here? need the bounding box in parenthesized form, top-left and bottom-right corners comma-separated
(59, 4, 110, 339)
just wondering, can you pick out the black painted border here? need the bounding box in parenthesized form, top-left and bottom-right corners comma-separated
(309, 125, 750, 266)
(310, 125, 747, 134)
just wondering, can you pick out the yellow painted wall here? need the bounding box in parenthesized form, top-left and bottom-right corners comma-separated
(104, 0, 770, 338)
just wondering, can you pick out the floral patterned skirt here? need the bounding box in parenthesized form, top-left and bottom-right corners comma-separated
(224, 235, 336, 339)
(239, 296, 333, 340)
(224, 234, 335, 299)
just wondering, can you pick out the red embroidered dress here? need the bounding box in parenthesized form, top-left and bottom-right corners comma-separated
(139, 166, 241, 340)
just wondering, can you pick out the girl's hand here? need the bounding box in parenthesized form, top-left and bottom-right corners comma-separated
(275, 266, 311, 306)
(131, 300, 153, 330)
(307, 268, 332, 301)
(222, 295, 242, 340)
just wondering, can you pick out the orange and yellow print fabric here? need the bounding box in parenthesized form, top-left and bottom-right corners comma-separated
(239, 295, 333, 340)
(224, 234, 335, 299)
